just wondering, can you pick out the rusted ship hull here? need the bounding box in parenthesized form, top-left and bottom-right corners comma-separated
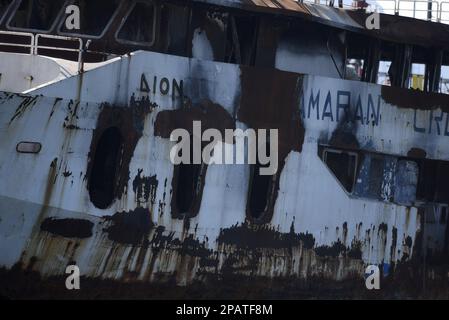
(0, 50, 448, 298)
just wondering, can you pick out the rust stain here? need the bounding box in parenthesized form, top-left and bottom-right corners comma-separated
(154, 98, 235, 139)
(238, 66, 305, 223)
(381, 86, 449, 112)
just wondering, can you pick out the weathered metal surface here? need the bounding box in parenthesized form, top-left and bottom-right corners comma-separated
(0, 52, 70, 92)
(1, 51, 448, 299)
(194, 0, 364, 30)
(193, 0, 449, 48)
(2, 0, 449, 66)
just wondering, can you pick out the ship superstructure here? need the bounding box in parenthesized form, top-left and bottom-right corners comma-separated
(0, 0, 448, 298)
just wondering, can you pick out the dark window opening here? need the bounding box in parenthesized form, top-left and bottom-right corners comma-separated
(388, 44, 413, 88)
(362, 39, 382, 83)
(117, 1, 155, 45)
(440, 207, 447, 224)
(322, 148, 358, 193)
(248, 161, 273, 220)
(176, 163, 205, 214)
(416, 159, 449, 204)
(161, 4, 190, 55)
(89, 127, 122, 209)
(318, 146, 449, 206)
(247, 140, 276, 221)
(425, 50, 443, 93)
(8, 0, 65, 31)
(345, 34, 369, 81)
(173, 135, 207, 217)
(225, 14, 259, 65)
(60, 0, 120, 36)
(0, 0, 13, 22)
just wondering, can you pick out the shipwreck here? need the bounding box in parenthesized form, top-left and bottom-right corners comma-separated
(0, 0, 448, 298)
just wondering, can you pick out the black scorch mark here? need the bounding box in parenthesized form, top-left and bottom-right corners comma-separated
(40, 218, 93, 238)
(103, 207, 154, 245)
(132, 169, 158, 206)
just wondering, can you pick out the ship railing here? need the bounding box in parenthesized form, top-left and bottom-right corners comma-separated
(439, 2, 449, 22)
(297, 0, 449, 24)
(396, 0, 439, 21)
(33, 34, 83, 72)
(0, 30, 34, 54)
(0, 31, 84, 73)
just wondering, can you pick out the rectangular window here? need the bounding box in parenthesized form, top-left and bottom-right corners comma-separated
(225, 14, 259, 65)
(59, 0, 120, 37)
(0, 0, 13, 24)
(322, 148, 358, 193)
(116, 1, 156, 45)
(440, 207, 447, 225)
(171, 135, 207, 219)
(163, 4, 190, 55)
(7, 0, 65, 31)
(247, 140, 277, 222)
(416, 159, 449, 204)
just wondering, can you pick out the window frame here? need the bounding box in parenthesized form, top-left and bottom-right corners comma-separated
(322, 147, 359, 194)
(16, 141, 42, 154)
(246, 161, 278, 222)
(170, 135, 208, 219)
(88, 126, 123, 210)
(0, 0, 15, 25)
(56, 0, 123, 39)
(6, 0, 69, 33)
(114, 0, 157, 47)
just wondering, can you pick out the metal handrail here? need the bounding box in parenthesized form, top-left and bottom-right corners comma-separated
(297, 0, 449, 24)
(397, 0, 439, 21)
(0, 30, 34, 54)
(0, 31, 84, 72)
(34, 34, 83, 72)
(439, 1, 449, 21)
